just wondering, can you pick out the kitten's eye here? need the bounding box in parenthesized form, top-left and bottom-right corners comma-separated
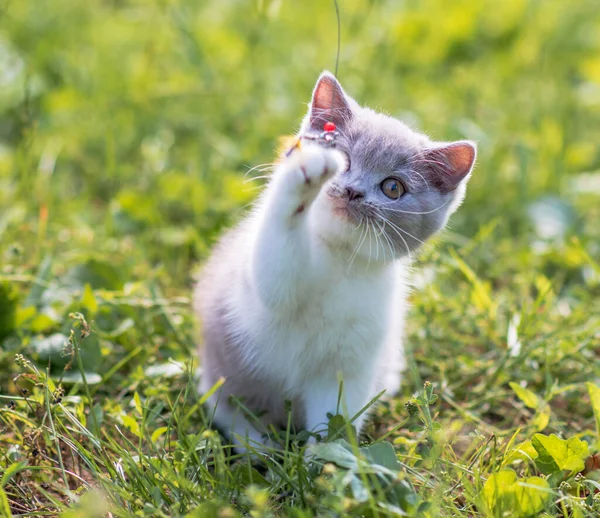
(381, 178, 405, 199)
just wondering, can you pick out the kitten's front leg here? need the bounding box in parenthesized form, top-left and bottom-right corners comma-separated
(250, 142, 345, 308)
(303, 378, 372, 439)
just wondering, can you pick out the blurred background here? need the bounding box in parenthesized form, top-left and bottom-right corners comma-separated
(0, 0, 599, 398)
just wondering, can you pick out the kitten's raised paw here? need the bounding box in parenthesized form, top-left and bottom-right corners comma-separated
(288, 143, 345, 195)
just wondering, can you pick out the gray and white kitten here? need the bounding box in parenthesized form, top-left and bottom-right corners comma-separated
(194, 72, 476, 449)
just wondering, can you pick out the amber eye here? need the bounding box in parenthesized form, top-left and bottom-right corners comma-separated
(381, 178, 405, 199)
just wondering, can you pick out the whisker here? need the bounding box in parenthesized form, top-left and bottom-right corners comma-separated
(243, 175, 273, 184)
(350, 223, 368, 270)
(376, 219, 395, 261)
(389, 225, 411, 259)
(366, 221, 373, 269)
(379, 217, 411, 260)
(347, 218, 367, 270)
(370, 220, 379, 263)
(384, 228, 396, 260)
(378, 213, 427, 247)
(377, 198, 451, 215)
(411, 158, 448, 169)
(375, 220, 387, 262)
(403, 168, 431, 192)
(373, 219, 387, 262)
(244, 162, 276, 178)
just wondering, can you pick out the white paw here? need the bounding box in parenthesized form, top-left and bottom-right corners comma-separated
(288, 143, 345, 193)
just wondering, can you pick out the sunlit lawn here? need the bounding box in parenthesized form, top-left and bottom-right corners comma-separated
(1, 0, 600, 516)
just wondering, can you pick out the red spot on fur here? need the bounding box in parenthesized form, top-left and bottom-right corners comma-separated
(295, 204, 305, 214)
(323, 121, 336, 132)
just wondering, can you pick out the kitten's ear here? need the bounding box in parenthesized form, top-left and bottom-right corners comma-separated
(308, 71, 352, 131)
(420, 141, 477, 192)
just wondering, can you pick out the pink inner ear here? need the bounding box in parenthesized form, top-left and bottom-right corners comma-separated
(310, 73, 351, 130)
(420, 141, 477, 192)
(313, 76, 341, 112)
(444, 142, 476, 178)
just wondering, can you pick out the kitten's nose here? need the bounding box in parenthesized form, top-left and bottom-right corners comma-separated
(346, 186, 364, 201)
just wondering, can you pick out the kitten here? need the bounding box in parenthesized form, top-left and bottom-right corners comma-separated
(194, 72, 476, 450)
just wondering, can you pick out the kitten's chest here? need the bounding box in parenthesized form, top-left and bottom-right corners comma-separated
(251, 273, 392, 386)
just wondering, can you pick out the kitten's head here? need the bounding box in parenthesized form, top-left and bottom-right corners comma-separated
(301, 71, 477, 263)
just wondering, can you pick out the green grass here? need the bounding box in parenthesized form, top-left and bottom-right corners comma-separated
(1, 0, 600, 515)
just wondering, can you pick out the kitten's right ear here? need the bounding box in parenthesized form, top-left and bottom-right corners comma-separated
(308, 71, 352, 131)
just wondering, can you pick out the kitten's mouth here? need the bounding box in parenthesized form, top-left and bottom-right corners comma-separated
(329, 199, 354, 221)
(325, 184, 361, 223)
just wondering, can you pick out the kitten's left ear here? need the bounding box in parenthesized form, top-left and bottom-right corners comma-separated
(420, 141, 477, 192)
(308, 71, 353, 131)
